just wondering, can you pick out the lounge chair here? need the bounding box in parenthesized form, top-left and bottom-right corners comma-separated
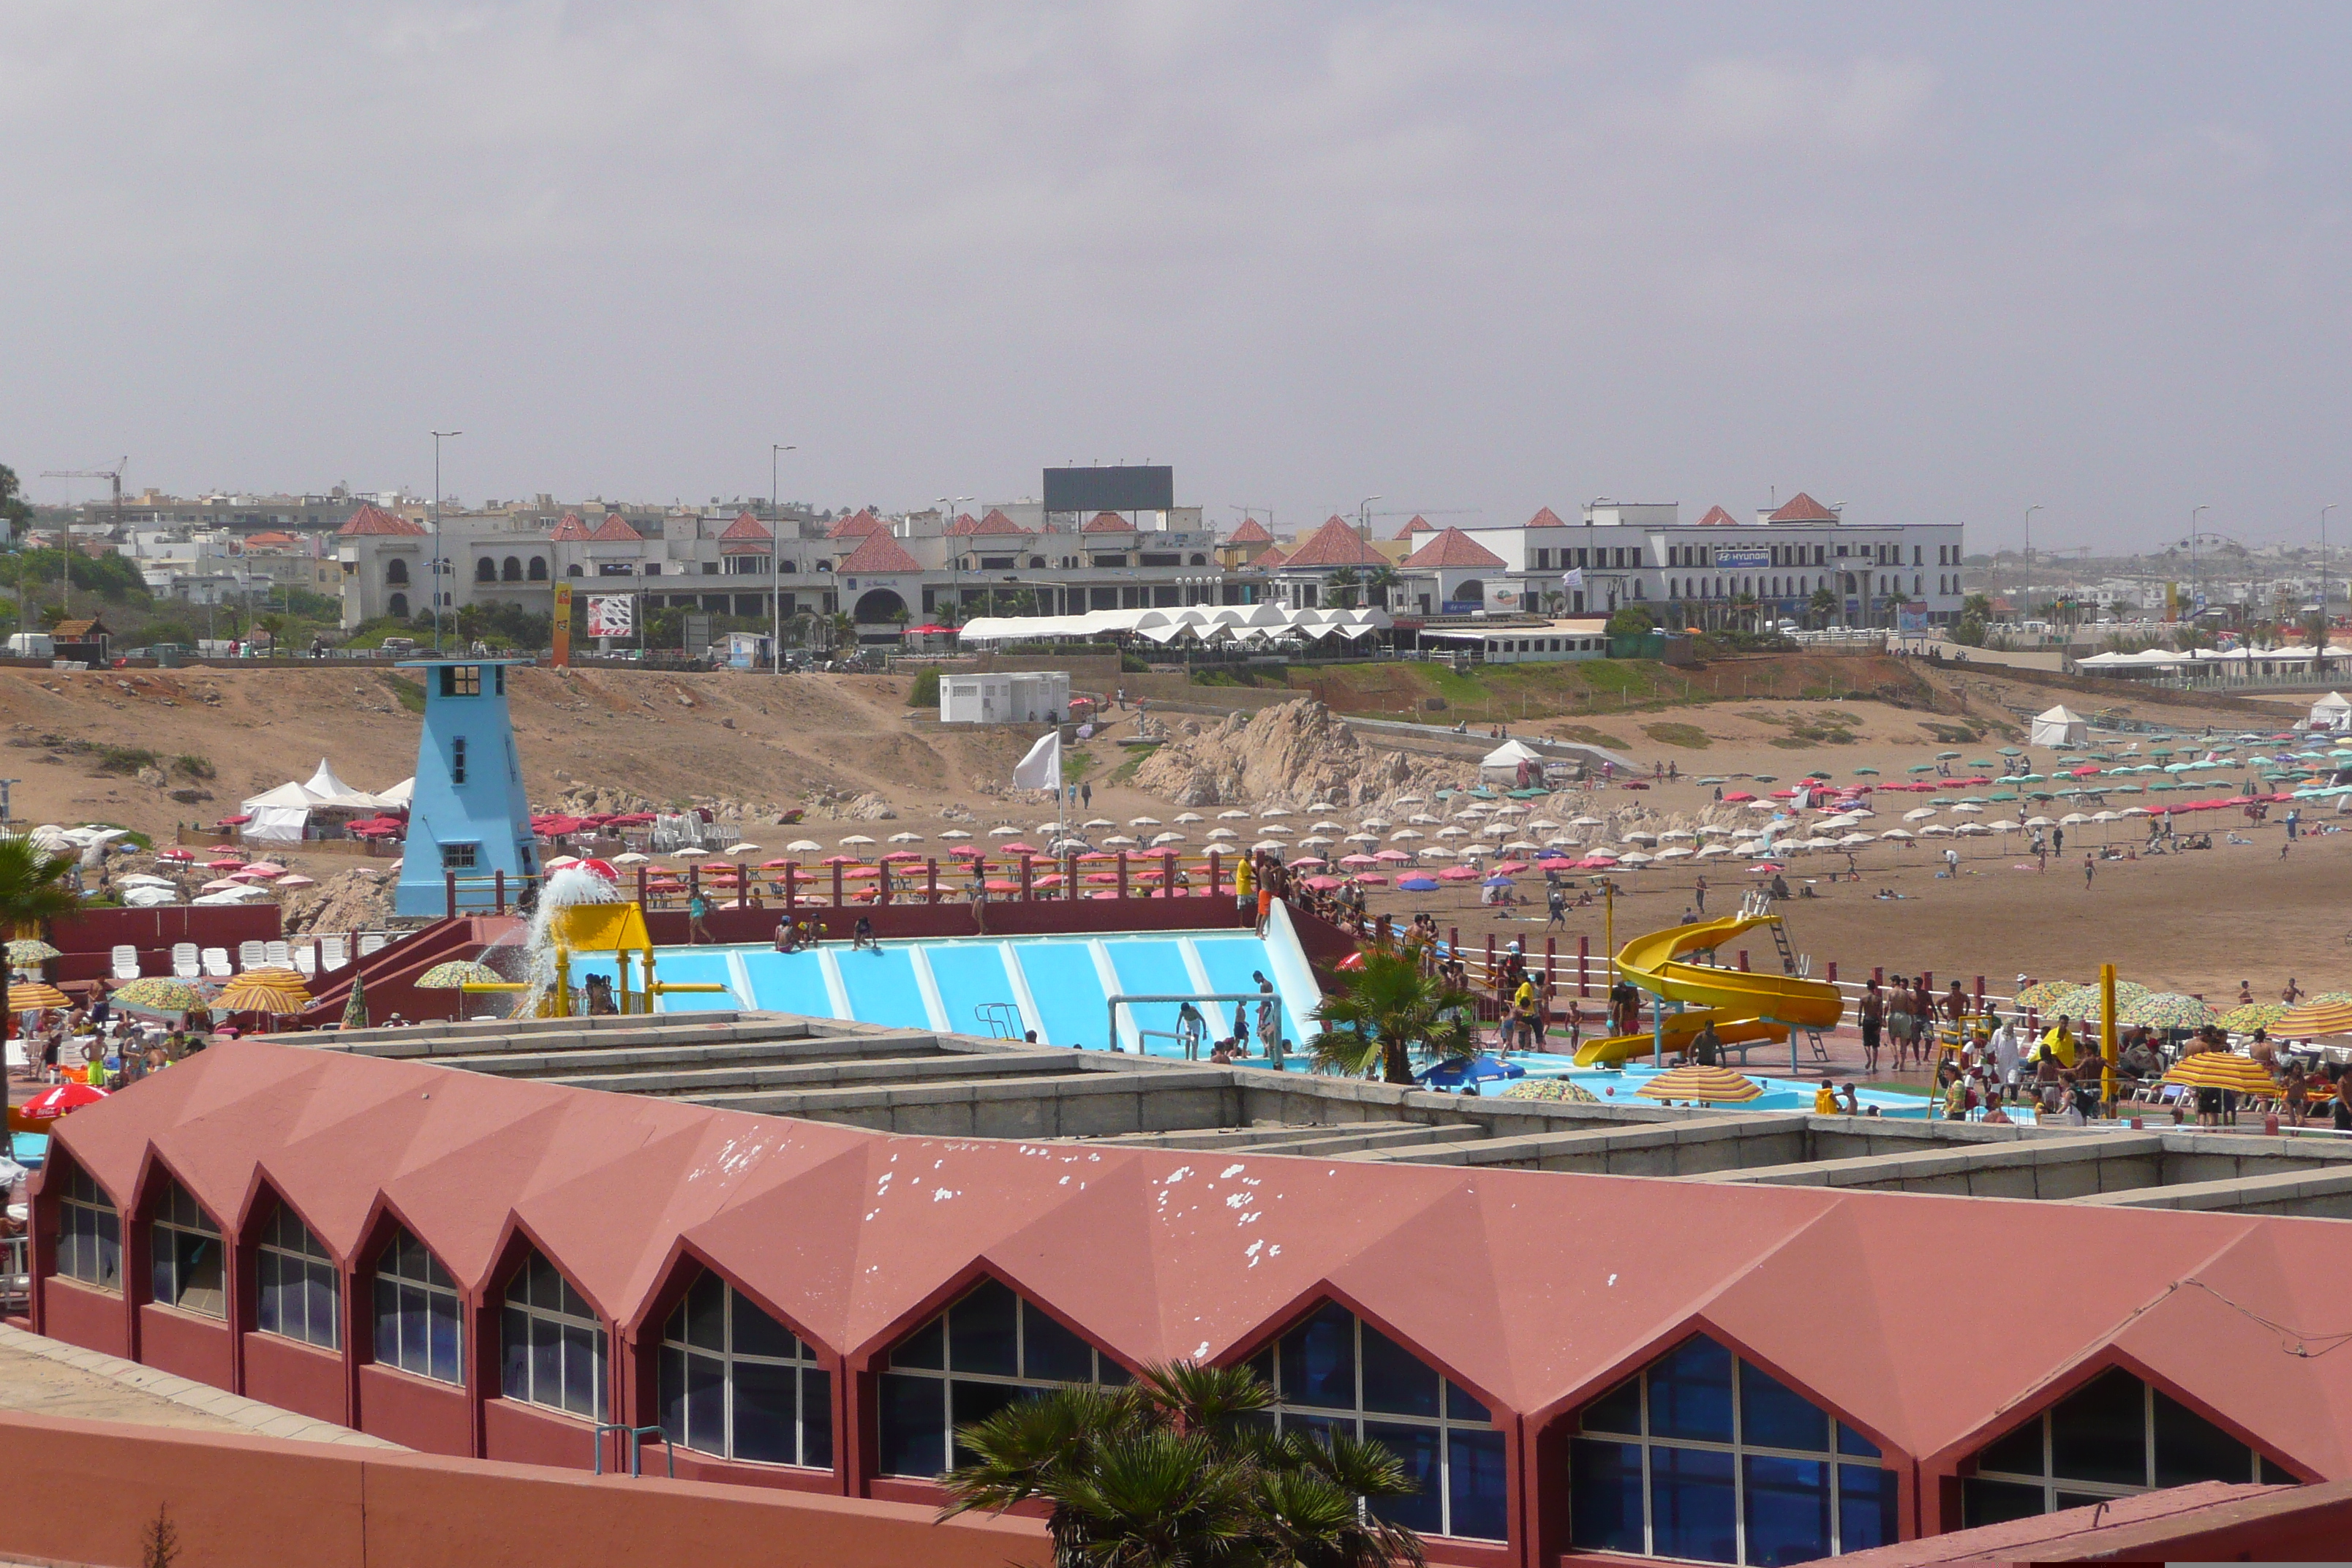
(201, 948, 233, 979)
(171, 943, 200, 979)
(110, 945, 140, 981)
(265, 940, 291, 968)
(293, 945, 317, 979)
(358, 933, 386, 957)
(320, 935, 350, 971)
(237, 940, 266, 971)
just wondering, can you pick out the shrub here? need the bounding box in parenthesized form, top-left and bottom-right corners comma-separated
(905, 668, 941, 707)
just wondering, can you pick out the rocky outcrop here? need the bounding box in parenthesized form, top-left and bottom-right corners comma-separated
(1129, 699, 1466, 807)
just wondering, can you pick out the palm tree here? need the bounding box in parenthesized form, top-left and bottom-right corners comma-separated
(1307, 948, 1479, 1084)
(1727, 591, 1760, 635)
(941, 1360, 1426, 1568)
(1327, 567, 1361, 609)
(1365, 564, 1399, 610)
(1807, 586, 1839, 630)
(1, 834, 80, 1061)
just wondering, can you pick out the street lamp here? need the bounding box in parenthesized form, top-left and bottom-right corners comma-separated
(2190, 504, 2210, 625)
(936, 494, 973, 627)
(2022, 503, 2042, 562)
(431, 430, 461, 653)
(1356, 496, 1383, 538)
(770, 444, 796, 673)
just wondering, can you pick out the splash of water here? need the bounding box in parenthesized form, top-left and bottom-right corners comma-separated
(506, 866, 627, 1018)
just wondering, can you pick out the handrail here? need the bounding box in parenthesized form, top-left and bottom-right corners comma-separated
(1104, 991, 1270, 1055)
(592, 1422, 674, 1478)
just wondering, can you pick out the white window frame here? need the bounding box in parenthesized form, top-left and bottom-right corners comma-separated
(255, 1202, 340, 1349)
(658, 1270, 831, 1470)
(500, 1251, 607, 1420)
(149, 1181, 225, 1318)
(374, 1227, 464, 1386)
(58, 1168, 121, 1292)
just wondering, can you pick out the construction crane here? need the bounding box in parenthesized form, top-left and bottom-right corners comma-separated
(35, 457, 128, 620)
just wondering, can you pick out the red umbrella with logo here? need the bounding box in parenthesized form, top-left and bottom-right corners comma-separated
(20, 1081, 110, 1121)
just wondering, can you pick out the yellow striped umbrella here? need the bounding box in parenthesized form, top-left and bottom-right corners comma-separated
(2275, 1000, 2352, 1038)
(230, 968, 310, 992)
(213, 979, 312, 1014)
(2163, 1052, 2279, 1096)
(1636, 1063, 1765, 1104)
(7, 981, 71, 1012)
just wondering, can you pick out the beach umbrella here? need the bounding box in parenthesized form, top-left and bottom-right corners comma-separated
(2163, 1052, 2278, 1095)
(7, 981, 70, 1011)
(2122, 992, 2220, 1032)
(113, 977, 204, 1014)
(1636, 1064, 1764, 1103)
(6, 939, 62, 965)
(1217, 810, 1251, 821)
(417, 960, 504, 989)
(1419, 1054, 1526, 1090)
(2013, 979, 2078, 1011)
(1374, 849, 1412, 863)
(1438, 865, 1481, 881)
(2276, 999, 2352, 1037)
(215, 978, 312, 1015)
(1398, 875, 1441, 891)
(1501, 1078, 1599, 1103)
(19, 1081, 109, 1120)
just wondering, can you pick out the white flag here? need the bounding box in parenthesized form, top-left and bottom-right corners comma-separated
(1561, 568, 1584, 590)
(1012, 731, 1060, 792)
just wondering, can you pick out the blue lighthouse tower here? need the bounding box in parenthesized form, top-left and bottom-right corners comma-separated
(393, 659, 538, 917)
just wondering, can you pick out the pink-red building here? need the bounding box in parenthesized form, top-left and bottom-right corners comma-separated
(33, 1040, 2352, 1566)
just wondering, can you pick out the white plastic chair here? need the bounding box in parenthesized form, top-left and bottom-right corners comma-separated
(171, 943, 200, 978)
(237, 940, 266, 971)
(265, 940, 291, 968)
(110, 945, 140, 980)
(294, 944, 317, 979)
(358, 933, 386, 957)
(320, 935, 350, 971)
(201, 948, 233, 979)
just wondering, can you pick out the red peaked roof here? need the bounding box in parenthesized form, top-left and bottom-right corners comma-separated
(1402, 527, 1507, 570)
(829, 510, 887, 540)
(336, 504, 426, 538)
(1393, 515, 1435, 538)
(45, 1039, 2352, 1485)
(717, 511, 774, 554)
(976, 508, 1029, 535)
(1771, 491, 1839, 523)
(1250, 545, 1289, 569)
(589, 513, 642, 542)
(1226, 518, 1275, 545)
(1526, 507, 1569, 528)
(239, 530, 301, 549)
(1695, 505, 1740, 529)
(1278, 516, 1387, 570)
(547, 513, 595, 541)
(1082, 512, 1134, 534)
(835, 532, 921, 574)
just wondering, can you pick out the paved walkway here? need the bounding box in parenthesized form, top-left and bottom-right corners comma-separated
(0, 1322, 401, 1449)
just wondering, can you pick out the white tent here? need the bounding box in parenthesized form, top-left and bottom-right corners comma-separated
(302, 758, 372, 802)
(2028, 704, 2087, 749)
(2311, 693, 2352, 731)
(1480, 739, 1546, 780)
(238, 780, 324, 842)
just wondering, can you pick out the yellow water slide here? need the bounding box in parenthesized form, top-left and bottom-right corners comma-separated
(1571, 912, 1844, 1066)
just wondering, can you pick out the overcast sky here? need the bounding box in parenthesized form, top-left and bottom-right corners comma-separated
(7, 3, 2349, 553)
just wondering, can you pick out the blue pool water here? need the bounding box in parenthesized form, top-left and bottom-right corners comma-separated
(1470, 1055, 1943, 1117)
(647, 921, 1324, 1055)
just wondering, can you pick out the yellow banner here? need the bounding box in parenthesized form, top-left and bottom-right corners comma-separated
(553, 584, 573, 666)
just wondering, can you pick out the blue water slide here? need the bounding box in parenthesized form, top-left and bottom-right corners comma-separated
(733, 950, 840, 1019)
(648, 949, 745, 1014)
(1190, 935, 1310, 1044)
(1009, 939, 1111, 1049)
(1103, 939, 1202, 1056)
(832, 945, 932, 1030)
(924, 941, 1027, 1039)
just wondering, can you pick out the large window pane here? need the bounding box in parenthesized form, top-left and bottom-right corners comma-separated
(306, 1259, 339, 1347)
(1739, 1362, 1829, 1454)
(256, 1251, 282, 1335)
(501, 1307, 530, 1399)
(731, 1289, 798, 1361)
(561, 1322, 598, 1416)
(951, 1378, 1026, 1465)
(1279, 1302, 1356, 1410)
(659, 1346, 689, 1444)
(949, 1281, 1019, 1377)
(1961, 1477, 2045, 1529)
(427, 1297, 461, 1386)
(889, 1316, 944, 1371)
(1360, 1326, 1440, 1418)
(1742, 1455, 1829, 1567)
(1837, 1422, 1882, 1459)
(1582, 1377, 1642, 1436)
(1839, 1464, 1900, 1552)
(374, 1278, 401, 1369)
(1650, 1445, 1737, 1564)
(529, 1313, 560, 1405)
(2049, 1370, 2144, 1487)
(684, 1349, 723, 1454)
(1022, 1307, 1094, 1384)
(1364, 1421, 1442, 1534)
(1447, 1428, 1509, 1542)
(801, 1369, 833, 1469)
(1648, 1338, 1735, 1445)
(683, 1273, 725, 1352)
(2153, 1390, 2253, 1488)
(1569, 1438, 1644, 1553)
(1975, 1417, 2043, 1477)
(878, 1372, 946, 1477)
(733, 1359, 799, 1465)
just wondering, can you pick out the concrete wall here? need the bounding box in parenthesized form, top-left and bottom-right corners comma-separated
(0, 1410, 1049, 1568)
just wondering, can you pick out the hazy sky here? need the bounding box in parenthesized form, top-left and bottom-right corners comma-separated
(8, 3, 2349, 553)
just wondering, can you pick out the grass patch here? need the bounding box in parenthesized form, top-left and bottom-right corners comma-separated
(1550, 725, 1632, 750)
(92, 745, 161, 775)
(384, 674, 426, 714)
(1063, 747, 1093, 784)
(171, 753, 216, 780)
(1642, 722, 1711, 749)
(1106, 749, 1157, 786)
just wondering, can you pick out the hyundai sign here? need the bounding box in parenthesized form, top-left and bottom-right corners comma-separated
(1714, 545, 1770, 570)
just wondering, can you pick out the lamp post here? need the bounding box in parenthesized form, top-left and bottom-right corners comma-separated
(936, 494, 973, 627)
(430, 430, 461, 653)
(1356, 495, 1383, 539)
(2322, 505, 2338, 672)
(770, 444, 796, 674)
(2190, 504, 2210, 629)
(2022, 503, 2041, 562)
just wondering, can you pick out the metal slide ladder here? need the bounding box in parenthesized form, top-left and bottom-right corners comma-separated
(1768, 917, 1831, 1063)
(973, 1002, 1024, 1041)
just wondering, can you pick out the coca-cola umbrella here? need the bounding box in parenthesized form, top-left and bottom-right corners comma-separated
(20, 1080, 109, 1121)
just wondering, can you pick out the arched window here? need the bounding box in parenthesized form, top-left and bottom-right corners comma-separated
(1028, 557, 1046, 569)
(1569, 1335, 1895, 1564)
(374, 1226, 463, 1385)
(1190, 553, 1207, 565)
(502, 556, 523, 581)
(387, 593, 410, 619)
(658, 1268, 831, 1469)
(1961, 1367, 2291, 1529)
(876, 1278, 1126, 1478)
(255, 1201, 339, 1349)
(385, 559, 410, 585)
(474, 557, 497, 582)
(777, 560, 796, 576)
(527, 557, 548, 581)
(150, 1180, 225, 1317)
(500, 1249, 606, 1420)
(566, 563, 584, 577)
(58, 1168, 120, 1291)
(1248, 1301, 1504, 1542)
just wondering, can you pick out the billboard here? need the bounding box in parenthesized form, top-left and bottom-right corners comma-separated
(552, 584, 572, 666)
(1897, 600, 1930, 634)
(587, 595, 634, 638)
(1714, 545, 1770, 570)
(1042, 465, 1175, 514)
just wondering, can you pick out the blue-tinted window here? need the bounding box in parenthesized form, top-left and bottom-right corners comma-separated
(1257, 1302, 1501, 1541)
(875, 1280, 1116, 1477)
(1652, 1444, 1737, 1564)
(1741, 1362, 1827, 1453)
(1648, 1338, 1734, 1444)
(657, 1269, 828, 1469)
(1569, 1439, 1644, 1554)
(1583, 1376, 1641, 1435)
(1839, 1464, 1900, 1550)
(1967, 1370, 2279, 1520)
(500, 1249, 605, 1420)
(1836, 1422, 1880, 1459)
(1744, 1455, 1830, 1567)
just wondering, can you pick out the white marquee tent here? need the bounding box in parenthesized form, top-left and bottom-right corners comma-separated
(2028, 705, 2088, 749)
(2311, 692, 2352, 731)
(239, 758, 414, 842)
(956, 604, 1392, 647)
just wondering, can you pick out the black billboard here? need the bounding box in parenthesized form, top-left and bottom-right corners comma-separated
(1042, 465, 1174, 514)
